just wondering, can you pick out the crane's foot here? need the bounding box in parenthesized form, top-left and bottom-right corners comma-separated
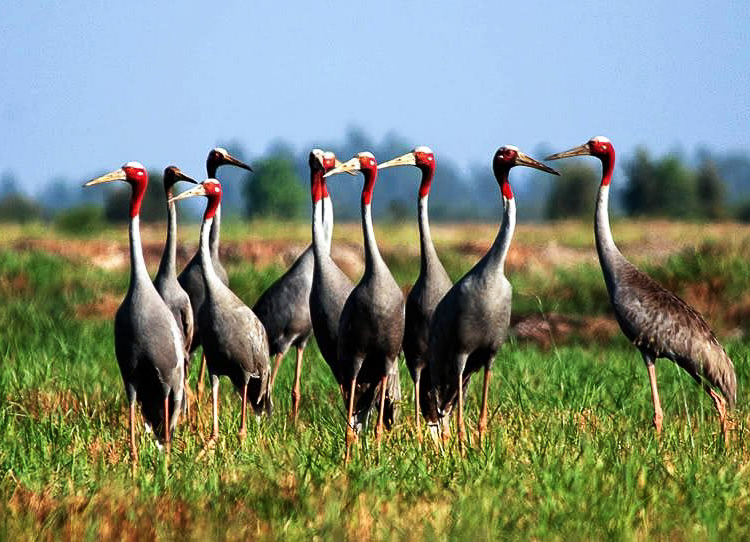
(197, 435, 218, 459)
(237, 429, 247, 444)
(291, 390, 301, 423)
(652, 412, 663, 436)
(344, 424, 357, 464)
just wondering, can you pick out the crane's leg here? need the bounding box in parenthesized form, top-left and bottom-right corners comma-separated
(414, 369, 423, 443)
(183, 370, 192, 426)
(705, 386, 728, 444)
(238, 382, 248, 442)
(198, 374, 220, 459)
(457, 370, 466, 455)
(197, 352, 207, 403)
(129, 400, 139, 473)
(163, 395, 171, 467)
(645, 361, 663, 435)
(291, 346, 304, 422)
(345, 378, 357, 464)
(269, 353, 284, 391)
(478, 367, 491, 445)
(375, 374, 389, 445)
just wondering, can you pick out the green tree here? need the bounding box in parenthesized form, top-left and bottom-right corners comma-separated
(243, 154, 305, 219)
(0, 193, 43, 223)
(622, 148, 697, 218)
(695, 158, 726, 219)
(544, 163, 598, 220)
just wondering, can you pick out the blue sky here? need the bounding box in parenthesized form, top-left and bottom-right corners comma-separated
(1, 1, 749, 193)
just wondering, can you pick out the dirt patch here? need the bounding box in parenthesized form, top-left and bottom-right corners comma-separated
(511, 313, 619, 347)
(76, 294, 120, 320)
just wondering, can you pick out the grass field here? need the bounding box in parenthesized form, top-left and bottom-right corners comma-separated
(2, 220, 750, 540)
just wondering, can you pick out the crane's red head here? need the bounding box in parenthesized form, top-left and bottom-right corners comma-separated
(169, 179, 223, 220)
(545, 136, 615, 185)
(324, 151, 378, 205)
(378, 146, 436, 198)
(163, 166, 197, 196)
(492, 146, 559, 200)
(309, 149, 327, 203)
(206, 147, 253, 178)
(84, 161, 148, 218)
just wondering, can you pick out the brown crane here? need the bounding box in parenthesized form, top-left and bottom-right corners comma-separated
(546, 136, 736, 438)
(427, 147, 558, 449)
(325, 152, 405, 462)
(85, 162, 185, 468)
(171, 179, 271, 454)
(153, 166, 197, 422)
(378, 146, 451, 441)
(178, 148, 252, 401)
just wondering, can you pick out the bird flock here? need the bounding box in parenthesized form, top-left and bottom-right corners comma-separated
(84, 136, 737, 468)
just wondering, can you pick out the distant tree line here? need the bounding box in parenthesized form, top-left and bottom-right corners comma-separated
(2, 129, 750, 228)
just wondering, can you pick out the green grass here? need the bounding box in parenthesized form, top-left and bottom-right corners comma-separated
(2, 224, 750, 540)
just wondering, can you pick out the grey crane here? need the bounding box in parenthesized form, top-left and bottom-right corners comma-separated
(378, 146, 451, 441)
(325, 152, 406, 462)
(427, 147, 558, 449)
(85, 163, 185, 467)
(178, 148, 252, 399)
(308, 149, 352, 386)
(153, 166, 197, 421)
(171, 179, 271, 453)
(253, 149, 351, 421)
(546, 136, 736, 438)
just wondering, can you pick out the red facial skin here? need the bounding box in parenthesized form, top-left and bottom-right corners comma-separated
(123, 166, 148, 218)
(414, 151, 436, 199)
(588, 139, 616, 186)
(309, 153, 332, 204)
(492, 147, 517, 200)
(359, 155, 378, 206)
(202, 180, 222, 220)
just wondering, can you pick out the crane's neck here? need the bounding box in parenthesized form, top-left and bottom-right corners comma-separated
(594, 154, 622, 294)
(480, 170, 516, 274)
(199, 216, 222, 291)
(311, 168, 332, 261)
(209, 204, 221, 261)
(418, 194, 440, 276)
(322, 190, 334, 251)
(360, 169, 385, 275)
(156, 195, 178, 280)
(128, 215, 151, 290)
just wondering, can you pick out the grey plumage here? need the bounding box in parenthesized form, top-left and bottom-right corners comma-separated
(428, 147, 558, 447)
(547, 136, 735, 436)
(378, 147, 451, 435)
(171, 179, 271, 450)
(178, 148, 252, 354)
(85, 163, 184, 465)
(326, 152, 405, 462)
(154, 167, 196, 369)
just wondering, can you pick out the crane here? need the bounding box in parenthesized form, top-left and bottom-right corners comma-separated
(325, 152, 405, 462)
(427, 147, 558, 450)
(546, 136, 736, 438)
(378, 146, 451, 441)
(153, 166, 196, 422)
(171, 179, 271, 453)
(85, 162, 185, 468)
(252, 235, 314, 423)
(178, 148, 252, 401)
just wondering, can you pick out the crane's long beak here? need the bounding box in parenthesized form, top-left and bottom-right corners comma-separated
(84, 168, 126, 187)
(516, 152, 560, 175)
(174, 169, 198, 184)
(335, 158, 357, 176)
(545, 143, 591, 161)
(324, 157, 360, 178)
(169, 184, 208, 203)
(377, 152, 416, 170)
(225, 153, 253, 172)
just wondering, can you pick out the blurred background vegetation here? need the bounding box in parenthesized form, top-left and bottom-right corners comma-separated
(2, 127, 750, 228)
